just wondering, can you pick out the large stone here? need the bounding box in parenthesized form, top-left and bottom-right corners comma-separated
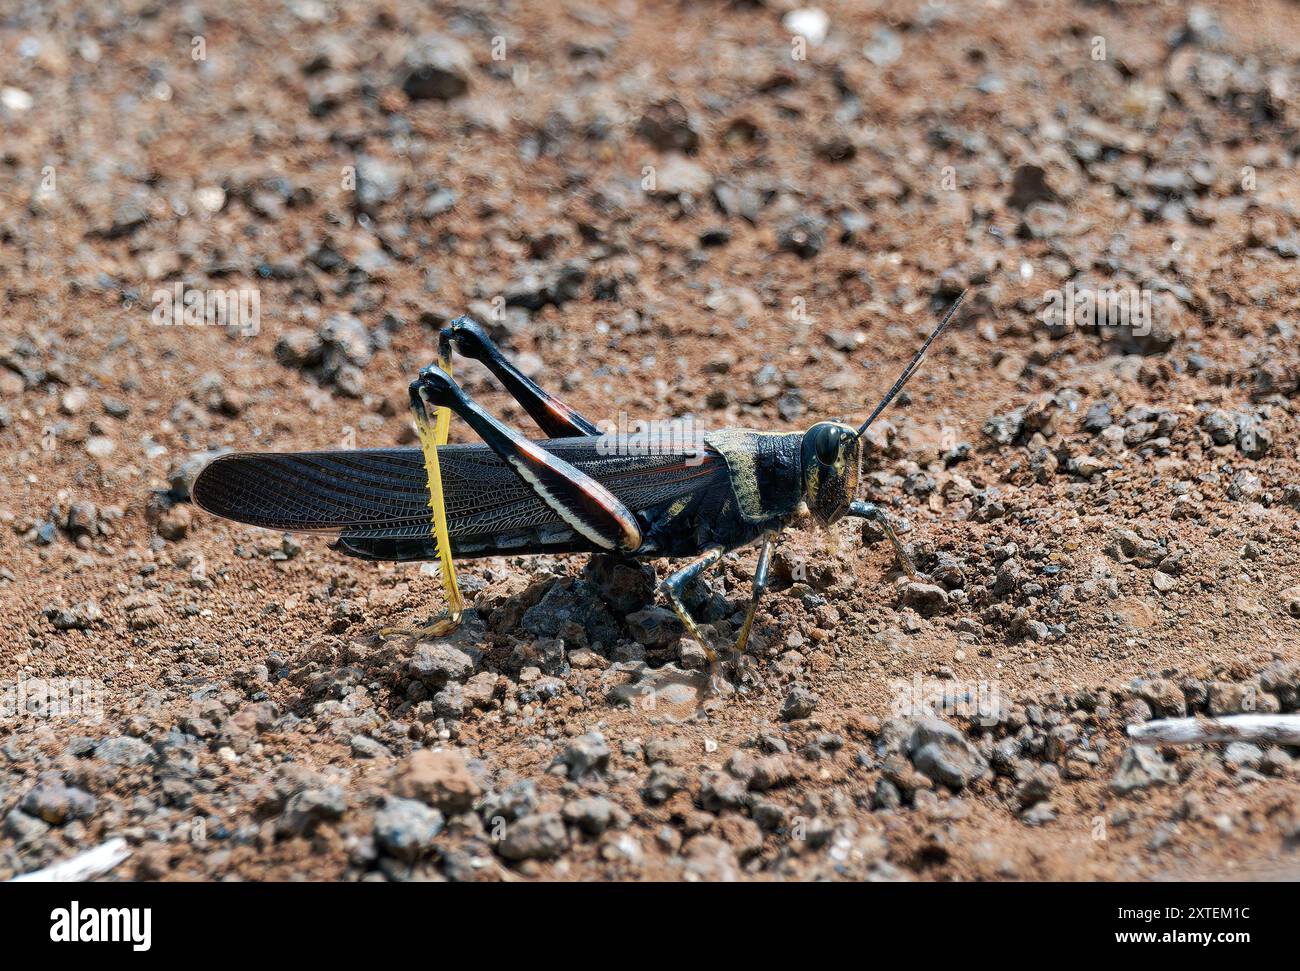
(557, 731, 610, 780)
(781, 685, 819, 721)
(1132, 677, 1186, 718)
(636, 99, 700, 154)
(319, 312, 372, 369)
(373, 798, 444, 860)
(278, 785, 347, 835)
(649, 155, 711, 199)
(408, 644, 476, 685)
(354, 155, 403, 213)
(562, 797, 617, 835)
(93, 735, 156, 767)
(1111, 745, 1177, 793)
(4, 810, 49, 846)
(521, 579, 617, 645)
(499, 812, 567, 861)
(583, 555, 656, 614)
(1207, 681, 1251, 716)
(640, 764, 688, 804)
(1223, 742, 1263, 769)
(20, 774, 97, 825)
(906, 719, 988, 790)
(626, 606, 685, 648)
(391, 748, 481, 813)
(901, 581, 948, 616)
(401, 34, 472, 101)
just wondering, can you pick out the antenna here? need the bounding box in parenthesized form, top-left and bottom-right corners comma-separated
(855, 289, 966, 438)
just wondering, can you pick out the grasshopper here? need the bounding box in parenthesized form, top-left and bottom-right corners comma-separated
(194, 293, 964, 685)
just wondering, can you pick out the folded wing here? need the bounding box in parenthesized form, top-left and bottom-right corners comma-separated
(192, 439, 725, 543)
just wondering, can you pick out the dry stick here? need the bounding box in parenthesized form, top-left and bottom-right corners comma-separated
(9, 837, 131, 882)
(1127, 714, 1300, 746)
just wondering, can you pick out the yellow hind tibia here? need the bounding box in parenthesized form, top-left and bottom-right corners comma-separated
(407, 369, 463, 639)
(432, 352, 453, 446)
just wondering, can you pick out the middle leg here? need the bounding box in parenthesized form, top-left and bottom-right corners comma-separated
(734, 531, 777, 656)
(660, 546, 725, 670)
(848, 499, 918, 578)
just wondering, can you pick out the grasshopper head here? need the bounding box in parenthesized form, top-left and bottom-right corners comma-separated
(800, 421, 861, 525)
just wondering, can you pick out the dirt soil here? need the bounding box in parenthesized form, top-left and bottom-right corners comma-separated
(3, 0, 1300, 882)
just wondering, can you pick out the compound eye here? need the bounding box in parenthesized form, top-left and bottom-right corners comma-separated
(815, 427, 840, 465)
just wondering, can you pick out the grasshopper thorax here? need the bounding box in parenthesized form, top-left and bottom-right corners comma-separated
(800, 421, 861, 525)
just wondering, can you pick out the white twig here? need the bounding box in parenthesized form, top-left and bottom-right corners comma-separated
(1127, 714, 1300, 746)
(9, 837, 131, 883)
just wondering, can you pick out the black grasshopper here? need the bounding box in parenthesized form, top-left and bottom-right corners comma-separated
(194, 294, 963, 683)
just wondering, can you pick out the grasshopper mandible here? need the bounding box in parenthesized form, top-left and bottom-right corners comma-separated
(194, 293, 964, 683)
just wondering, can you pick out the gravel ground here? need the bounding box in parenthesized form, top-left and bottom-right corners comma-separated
(2, 0, 1300, 881)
